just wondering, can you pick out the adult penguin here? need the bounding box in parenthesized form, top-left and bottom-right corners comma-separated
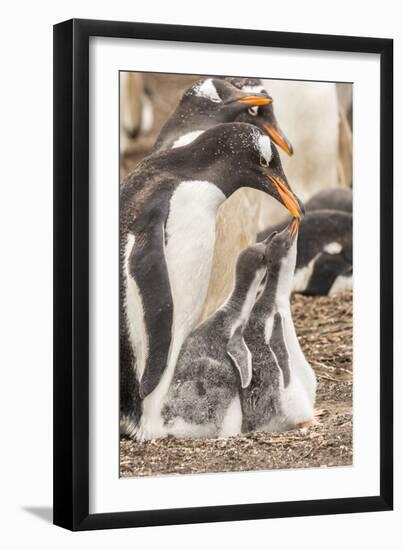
(121, 122, 303, 440)
(197, 76, 295, 320)
(152, 77, 288, 153)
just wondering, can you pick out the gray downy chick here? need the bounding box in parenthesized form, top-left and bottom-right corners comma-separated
(161, 242, 269, 438)
(243, 218, 317, 432)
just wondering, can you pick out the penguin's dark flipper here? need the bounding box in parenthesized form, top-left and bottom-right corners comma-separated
(270, 312, 291, 387)
(127, 204, 174, 399)
(227, 326, 252, 388)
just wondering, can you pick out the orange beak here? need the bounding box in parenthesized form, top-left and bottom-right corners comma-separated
(238, 95, 272, 106)
(263, 123, 294, 156)
(289, 218, 300, 238)
(268, 175, 303, 220)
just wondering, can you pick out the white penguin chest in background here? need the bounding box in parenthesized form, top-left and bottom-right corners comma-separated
(165, 180, 226, 340)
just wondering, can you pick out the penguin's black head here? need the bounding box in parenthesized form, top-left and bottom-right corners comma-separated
(194, 123, 303, 219)
(225, 77, 294, 156)
(181, 78, 272, 120)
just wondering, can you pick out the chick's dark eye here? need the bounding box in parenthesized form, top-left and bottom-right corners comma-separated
(260, 156, 268, 167)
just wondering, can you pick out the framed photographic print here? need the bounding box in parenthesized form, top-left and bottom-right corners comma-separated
(53, 18, 393, 531)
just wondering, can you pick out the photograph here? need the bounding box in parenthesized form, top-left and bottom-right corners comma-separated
(119, 72, 353, 477)
(0, 3, 395, 542)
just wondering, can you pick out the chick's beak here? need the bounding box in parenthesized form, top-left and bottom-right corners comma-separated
(289, 217, 300, 238)
(268, 175, 304, 220)
(262, 123, 294, 156)
(237, 95, 272, 106)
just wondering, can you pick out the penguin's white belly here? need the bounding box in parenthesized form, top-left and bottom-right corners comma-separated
(278, 376, 315, 428)
(220, 395, 242, 437)
(165, 181, 226, 341)
(329, 273, 353, 295)
(281, 306, 316, 403)
(271, 307, 316, 429)
(261, 364, 315, 432)
(165, 418, 218, 439)
(293, 255, 319, 293)
(164, 395, 242, 439)
(138, 180, 226, 441)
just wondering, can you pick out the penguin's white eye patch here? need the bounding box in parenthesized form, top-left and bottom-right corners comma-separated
(256, 134, 272, 165)
(248, 106, 259, 116)
(324, 242, 343, 255)
(193, 79, 222, 103)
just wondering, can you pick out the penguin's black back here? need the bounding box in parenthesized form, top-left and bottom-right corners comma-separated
(305, 187, 352, 213)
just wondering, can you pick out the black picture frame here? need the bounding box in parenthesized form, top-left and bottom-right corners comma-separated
(53, 18, 393, 531)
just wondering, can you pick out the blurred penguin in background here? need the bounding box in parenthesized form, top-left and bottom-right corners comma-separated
(304, 186, 352, 213)
(258, 209, 352, 296)
(120, 72, 197, 176)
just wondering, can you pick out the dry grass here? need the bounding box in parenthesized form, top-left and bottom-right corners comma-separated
(120, 291, 353, 477)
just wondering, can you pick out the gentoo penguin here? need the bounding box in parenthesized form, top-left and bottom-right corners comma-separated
(161, 240, 270, 438)
(147, 76, 293, 326)
(242, 219, 318, 432)
(121, 122, 304, 440)
(225, 77, 294, 156)
(304, 186, 352, 213)
(258, 209, 352, 296)
(152, 77, 293, 154)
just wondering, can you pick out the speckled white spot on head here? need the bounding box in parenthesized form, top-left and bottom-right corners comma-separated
(324, 242, 343, 255)
(241, 84, 266, 94)
(193, 79, 221, 103)
(257, 134, 272, 164)
(172, 130, 205, 149)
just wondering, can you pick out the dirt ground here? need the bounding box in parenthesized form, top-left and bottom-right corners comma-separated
(120, 291, 353, 477)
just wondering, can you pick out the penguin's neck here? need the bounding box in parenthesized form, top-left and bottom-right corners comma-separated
(252, 257, 294, 330)
(150, 145, 241, 199)
(252, 268, 280, 318)
(221, 270, 265, 336)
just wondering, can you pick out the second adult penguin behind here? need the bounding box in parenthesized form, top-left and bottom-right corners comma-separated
(121, 122, 304, 441)
(152, 77, 293, 155)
